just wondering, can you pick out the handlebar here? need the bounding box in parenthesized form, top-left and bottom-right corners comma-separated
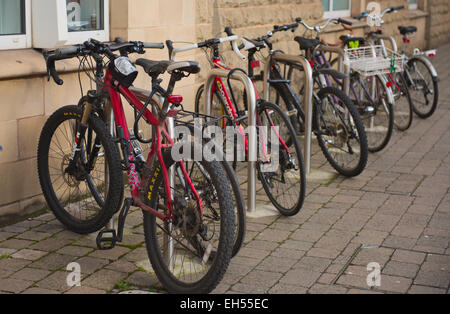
(354, 5, 405, 21)
(167, 34, 246, 61)
(388, 5, 405, 13)
(338, 18, 353, 26)
(296, 17, 352, 33)
(273, 23, 299, 33)
(44, 39, 164, 85)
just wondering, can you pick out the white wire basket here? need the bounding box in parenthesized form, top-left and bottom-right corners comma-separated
(344, 45, 405, 76)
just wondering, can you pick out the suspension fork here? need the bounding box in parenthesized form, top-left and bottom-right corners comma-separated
(67, 92, 96, 172)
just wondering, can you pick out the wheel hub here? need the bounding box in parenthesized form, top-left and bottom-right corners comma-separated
(62, 155, 81, 187)
(182, 200, 201, 238)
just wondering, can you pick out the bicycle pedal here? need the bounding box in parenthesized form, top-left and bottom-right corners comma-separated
(96, 229, 118, 250)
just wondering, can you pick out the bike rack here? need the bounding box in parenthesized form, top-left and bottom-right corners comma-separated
(263, 52, 314, 173)
(315, 45, 351, 95)
(204, 68, 258, 213)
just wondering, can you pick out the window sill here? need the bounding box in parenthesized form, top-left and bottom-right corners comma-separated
(0, 48, 80, 81)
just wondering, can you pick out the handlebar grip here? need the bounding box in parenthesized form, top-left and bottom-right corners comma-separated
(55, 46, 79, 56)
(166, 40, 174, 59)
(143, 42, 165, 49)
(338, 18, 353, 26)
(391, 5, 405, 11)
(224, 26, 234, 36)
(47, 57, 63, 85)
(295, 17, 302, 23)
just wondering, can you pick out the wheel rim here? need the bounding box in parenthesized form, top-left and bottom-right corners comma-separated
(408, 60, 435, 115)
(353, 76, 391, 150)
(258, 106, 302, 212)
(150, 161, 231, 286)
(47, 119, 107, 222)
(317, 92, 362, 172)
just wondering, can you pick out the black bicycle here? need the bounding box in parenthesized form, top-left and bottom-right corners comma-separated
(225, 24, 368, 177)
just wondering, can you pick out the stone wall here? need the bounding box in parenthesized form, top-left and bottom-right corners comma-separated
(428, 0, 450, 49)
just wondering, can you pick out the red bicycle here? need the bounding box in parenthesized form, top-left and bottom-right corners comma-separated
(38, 39, 236, 293)
(167, 33, 306, 216)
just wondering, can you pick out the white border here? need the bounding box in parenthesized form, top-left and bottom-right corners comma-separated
(0, 0, 31, 50)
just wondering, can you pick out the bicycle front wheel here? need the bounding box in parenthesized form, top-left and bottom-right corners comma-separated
(256, 100, 306, 216)
(143, 152, 234, 294)
(37, 105, 123, 234)
(351, 75, 394, 153)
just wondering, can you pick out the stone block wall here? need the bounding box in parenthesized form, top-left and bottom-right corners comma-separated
(428, 0, 450, 49)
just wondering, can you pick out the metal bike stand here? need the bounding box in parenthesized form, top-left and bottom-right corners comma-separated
(104, 99, 116, 231)
(166, 117, 176, 269)
(204, 68, 259, 214)
(315, 45, 351, 96)
(263, 52, 314, 173)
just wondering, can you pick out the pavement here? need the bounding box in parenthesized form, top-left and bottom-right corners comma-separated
(0, 43, 449, 294)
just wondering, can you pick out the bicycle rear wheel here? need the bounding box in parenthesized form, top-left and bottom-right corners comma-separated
(315, 86, 368, 177)
(351, 74, 394, 153)
(37, 105, 123, 234)
(257, 100, 306, 216)
(143, 149, 234, 294)
(407, 58, 439, 119)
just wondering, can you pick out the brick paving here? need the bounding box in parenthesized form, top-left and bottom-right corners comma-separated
(0, 44, 449, 294)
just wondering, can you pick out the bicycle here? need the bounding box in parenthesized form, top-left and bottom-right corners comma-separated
(127, 85, 246, 258)
(300, 18, 395, 153)
(226, 23, 368, 177)
(355, 6, 439, 119)
(168, 34, 307, 216)
(39, 39, 236, 293)
(347, 6, 412, 131)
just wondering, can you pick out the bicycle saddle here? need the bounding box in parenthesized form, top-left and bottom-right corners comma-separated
(294, 37, 321, 51)
(398, 26, 417, 35)
(136, 59, 201, 77)
(136, 59, 171, 76)
(167, 61, 201, 74)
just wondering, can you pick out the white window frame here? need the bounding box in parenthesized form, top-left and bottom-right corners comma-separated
(323, 0, 351, 19)
(0, 0, 32, 50)
(408, 0, 418, 10)
(65, 0, 110, 45)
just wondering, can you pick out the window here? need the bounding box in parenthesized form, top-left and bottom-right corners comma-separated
(322, 0, 351, 18)
(65, 0, 109, 45)
(0, 0, 31, 50)
(1, 0, 109, 50)
(408, 0, 418, 10)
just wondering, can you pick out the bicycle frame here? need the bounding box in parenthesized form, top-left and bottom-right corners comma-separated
(103, 69, 202, 222)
